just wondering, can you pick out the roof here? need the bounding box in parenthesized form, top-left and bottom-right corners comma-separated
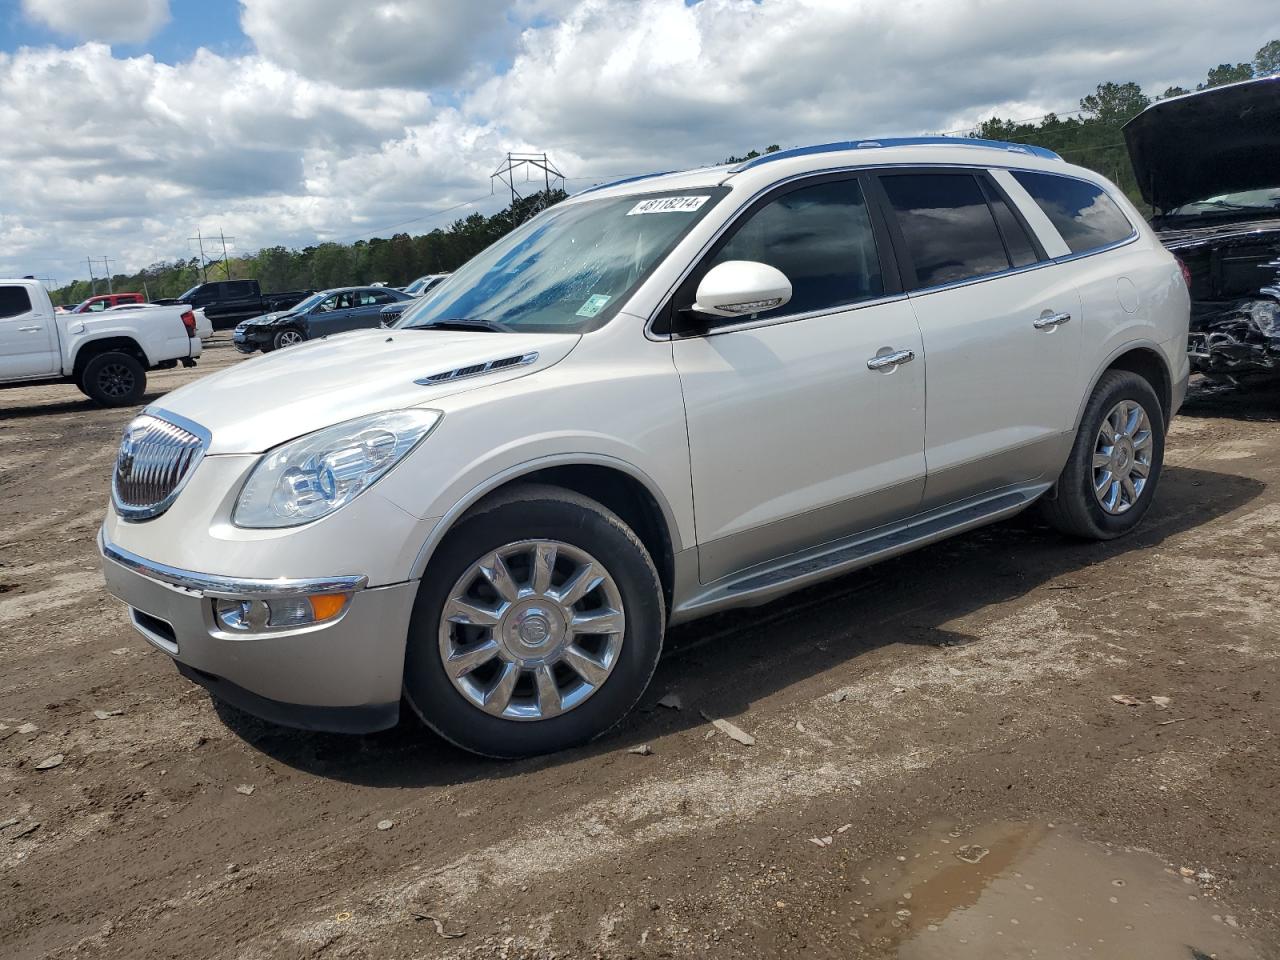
(571, 136, 1067, 204)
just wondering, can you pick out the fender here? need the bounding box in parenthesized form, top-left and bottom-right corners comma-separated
(1071, 336, 1175, 431)
(407, 452, 685, 582)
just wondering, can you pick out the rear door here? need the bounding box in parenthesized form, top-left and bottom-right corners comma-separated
(349, 290, 395, 330)
(873, 169, 1083, 508)
(670, 174, 927, 583)
(0, 284, 59, 379)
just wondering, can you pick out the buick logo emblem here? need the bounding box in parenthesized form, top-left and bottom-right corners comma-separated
(116, 426, 138, 480)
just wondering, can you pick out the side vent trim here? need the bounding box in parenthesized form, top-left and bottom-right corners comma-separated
(414, 352, 539, 386)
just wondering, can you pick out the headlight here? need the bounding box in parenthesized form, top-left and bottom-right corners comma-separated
(233, 409, 441, 528)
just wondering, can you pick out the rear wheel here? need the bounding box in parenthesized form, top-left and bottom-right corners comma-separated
(80, 351, 146, 407)
(403, 485, 664, 758)
(1040, 370, 1165, 540)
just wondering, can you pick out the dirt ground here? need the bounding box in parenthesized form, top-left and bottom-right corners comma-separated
(2, 338, 1278, 960)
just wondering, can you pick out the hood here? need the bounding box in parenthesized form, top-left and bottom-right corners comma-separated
(152, 327, 580, 454)
(1124, 76, 1280, 211)
(242, 311, 294, 328)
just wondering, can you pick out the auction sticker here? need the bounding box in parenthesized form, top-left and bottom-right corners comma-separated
(576, 294, 613, 317)
(627, 196, 710, 216)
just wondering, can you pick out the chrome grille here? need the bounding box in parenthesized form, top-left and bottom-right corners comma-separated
(111, 414, 206, 521)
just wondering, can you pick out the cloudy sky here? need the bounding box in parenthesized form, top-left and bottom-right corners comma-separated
(0, 0, 1272, 285)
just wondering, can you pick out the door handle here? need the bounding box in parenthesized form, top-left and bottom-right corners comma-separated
(1033, 311, 1071, 330)
(866, 348, 916, 371)
(18, 325, 42, 332)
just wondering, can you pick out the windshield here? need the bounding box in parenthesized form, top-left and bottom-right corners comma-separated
(177, 284, 201, 300)
(403, 276, 433, 295)
(399, 189, 727, 333)
(1167, 186, 1280, 217)
(286, 292, 326, 314)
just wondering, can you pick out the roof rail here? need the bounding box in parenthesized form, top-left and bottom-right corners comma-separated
(574, 170, 676, 197)
(729, 137, 1062, 173)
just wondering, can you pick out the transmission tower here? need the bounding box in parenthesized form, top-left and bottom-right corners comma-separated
(491, 152, 566, 224)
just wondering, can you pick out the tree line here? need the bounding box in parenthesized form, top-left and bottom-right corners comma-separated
(51, 39, 1278, 307)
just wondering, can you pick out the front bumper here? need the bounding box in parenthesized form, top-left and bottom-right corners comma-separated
(231, 328, 268, 354)
(99, 530, 416, 733)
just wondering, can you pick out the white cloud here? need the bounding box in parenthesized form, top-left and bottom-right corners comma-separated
(240, 0, 515, 90)
(21, 0, 170, 44)
(1, 0, 1276, 284)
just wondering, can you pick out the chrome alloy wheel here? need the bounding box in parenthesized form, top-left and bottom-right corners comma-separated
(438, 540, 626, 721)
(276, 329, 304, 347)
(1092, 399, 1154, 515)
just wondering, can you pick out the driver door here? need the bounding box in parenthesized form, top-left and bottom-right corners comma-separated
(307, 292, 354, 336)
(670, 175, 927, 583)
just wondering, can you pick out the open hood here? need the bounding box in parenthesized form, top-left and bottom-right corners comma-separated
(153, 327, 580, 454)
(1123, 76, 1280, 211)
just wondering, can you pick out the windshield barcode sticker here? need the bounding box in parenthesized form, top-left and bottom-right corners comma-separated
(626, 196, 710, 216)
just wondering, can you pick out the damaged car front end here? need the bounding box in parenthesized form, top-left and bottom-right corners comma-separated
(1124, 75, 1280, 383)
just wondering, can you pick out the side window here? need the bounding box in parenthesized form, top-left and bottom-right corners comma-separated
(702, 178, 884, 322)
(880, 173, 1011, 288)
(87, 299, 107, 311)
(981, 181, 1041, 268)
(1011, 171, 1134, 254)
(319, 295, 340, 312)
(0, 285, 33, 319)
(371, 291, 396, 304)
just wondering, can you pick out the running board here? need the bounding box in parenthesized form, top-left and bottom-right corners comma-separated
(671, 485, 1047, 623)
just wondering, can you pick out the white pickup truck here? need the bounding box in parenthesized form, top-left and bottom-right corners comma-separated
(1, 278, 201, 407)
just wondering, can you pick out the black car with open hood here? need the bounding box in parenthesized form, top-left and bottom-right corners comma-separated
(1124, 76, 1280, 382)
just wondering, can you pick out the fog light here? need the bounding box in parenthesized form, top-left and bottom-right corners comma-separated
(213, 592, 351, 633)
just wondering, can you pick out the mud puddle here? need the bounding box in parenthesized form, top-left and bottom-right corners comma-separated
(838, 822, 1259, 958)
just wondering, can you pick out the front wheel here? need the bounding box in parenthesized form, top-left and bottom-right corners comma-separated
(80, 351, 146, 407)
(403, 485, 665, 758)
(1040, 370, 1166, 540)
(272, 327, 305, 350)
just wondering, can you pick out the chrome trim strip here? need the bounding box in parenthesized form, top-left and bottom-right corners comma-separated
(679, 293, 910, 339)
(644, 161, 1138, 339)
(99, 529, 368, 599)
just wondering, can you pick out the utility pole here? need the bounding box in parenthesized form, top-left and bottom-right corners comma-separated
(218, 229, 236, 280)
(86, 256, 98, 296)
(189, 228, 210, 283)
(490, 151, 566, 225)
(99, 256, 114, 293)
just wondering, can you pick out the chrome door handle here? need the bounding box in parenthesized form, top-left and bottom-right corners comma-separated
(1033, 311, 1071, 330)
(866, 349, 915, 371)
(18, 325, 41, 332)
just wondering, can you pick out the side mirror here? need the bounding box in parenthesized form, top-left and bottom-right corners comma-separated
(692, 260, 792, 319)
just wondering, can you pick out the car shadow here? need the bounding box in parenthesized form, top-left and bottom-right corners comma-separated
(0, 391, 165, 421)
(210, 459, 1265, 787)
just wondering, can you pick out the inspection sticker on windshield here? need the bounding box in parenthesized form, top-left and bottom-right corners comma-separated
(626, 195, 710, 216)
(575, 294, 612, 317)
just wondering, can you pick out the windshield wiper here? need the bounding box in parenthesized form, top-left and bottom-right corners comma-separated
(413, 317, 511, 333)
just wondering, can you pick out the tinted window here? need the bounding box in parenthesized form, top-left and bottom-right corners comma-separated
(0, 285, 33, 319)
(705, 178, 883, 321)
(982, 182, 1041, 267)
(1012, 172, 1133, 254)
(881, 173, 1011, 288)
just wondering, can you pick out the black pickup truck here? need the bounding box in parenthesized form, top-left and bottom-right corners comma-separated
(155, 280, 314, 330)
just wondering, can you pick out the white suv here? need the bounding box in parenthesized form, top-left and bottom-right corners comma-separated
(100, 137, 1190, 757)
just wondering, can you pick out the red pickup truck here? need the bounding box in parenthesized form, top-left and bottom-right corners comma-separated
(66, 293, 145, 313)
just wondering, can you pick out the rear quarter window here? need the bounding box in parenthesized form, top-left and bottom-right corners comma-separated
(0, 285, 33, 319)
(1012, 171, 1134, 255)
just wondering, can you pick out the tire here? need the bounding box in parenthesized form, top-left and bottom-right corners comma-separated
(272, 327, 305, 350)
(1040, 370, 1166, 540)
(404, 484, 665, 758)
(80, 351, 146, 407)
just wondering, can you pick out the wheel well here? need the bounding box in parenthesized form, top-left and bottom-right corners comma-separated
(72, 337, 146, 379)
(475, 465, 675, 614)
(1104, 348, 1172, 424)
